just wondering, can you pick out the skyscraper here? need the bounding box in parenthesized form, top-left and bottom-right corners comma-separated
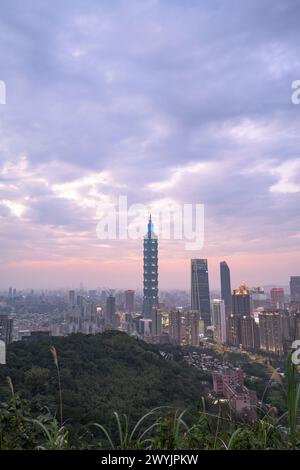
(185, 311, 200, 346)
(151, 308, 162, 338)
(251, 287, 267, 309)
(240, 316, 259, 351)
(220, 261, 232, 318)
(227, 315, 241, 346)
(0, 315, 13, 345)
(212, 299, 227, 344)
(290, 277, 300, 304)
(270, 288, 285, 309)
(0, 339, 5, 365)
(143, 215, 158, 318)
(105, 294, 116, 327)
(69, 290, 75, 306)
(191, 259, 211, 327)
(228, 283, 252, 348)
(125, 290, 135, 313)
(169, 310, 182, 345)
(232, 282, 251, 316)
(259, 311, 284, 354)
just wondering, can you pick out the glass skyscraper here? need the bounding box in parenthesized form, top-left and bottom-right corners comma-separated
(143, 215, 158, 318)
(191, 258, 211, 327)
(220, 261, 232, 318)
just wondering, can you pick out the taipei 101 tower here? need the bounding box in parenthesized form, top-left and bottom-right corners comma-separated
(142, 215, 159, 318)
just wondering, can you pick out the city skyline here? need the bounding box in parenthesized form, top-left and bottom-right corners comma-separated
(1, 0, 300, 456)
(0, 253, 297, 291)
(0, 1, 300, 289)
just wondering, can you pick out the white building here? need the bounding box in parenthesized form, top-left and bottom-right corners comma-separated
(0, 340, 5, 364)
(212, 299, 226, 344)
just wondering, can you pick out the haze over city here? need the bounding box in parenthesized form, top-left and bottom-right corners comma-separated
(2, 0, 300, 459)
(0, 0, 300, 289)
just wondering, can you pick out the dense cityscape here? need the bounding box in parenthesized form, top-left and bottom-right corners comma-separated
(1, 0, 300, 459)
(1, 216, 300, 426)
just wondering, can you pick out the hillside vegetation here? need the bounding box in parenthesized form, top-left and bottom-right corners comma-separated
(0, 331, 299, 450)
(0, 331, 208, 436)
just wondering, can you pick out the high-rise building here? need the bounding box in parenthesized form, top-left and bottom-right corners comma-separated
(240, 316, 259, 350)
(232, 282, 251, 316)
(251, 287, 267, 309)
(191, 259, 211, 327)
(169, 310, 182, 345)
(212, 299, 227, 344)
(270, 288, 285, 309)
(227, 315, 241, 346)
(88, 290, 97, 300)
(293, 312, 300, 339)
(0, 339, 5, 364)
(105, 294, 116, 327)
(125, 290, 135, 313)
(220, 261, 232, 318)
(114, 291, 124, 310)
(259, 311, 284, 354)
(0, 315, 13, 345)
(185, 311, 200, 347)
(290, 277, 300, 304)
(229, 283, 258, 350)
(143, 216, 158, 318)
(100, 290, 108, 307)
(69, 290, 75, 306)
(138, 318, 152, 337)
(151, 308, 162, 337)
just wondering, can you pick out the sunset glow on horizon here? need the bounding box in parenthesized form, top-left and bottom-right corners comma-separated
(0, 0, 299, 290)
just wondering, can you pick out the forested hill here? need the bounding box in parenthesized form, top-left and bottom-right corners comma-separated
(0, 331, 209, 433)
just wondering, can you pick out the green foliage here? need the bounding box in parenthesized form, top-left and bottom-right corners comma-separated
(286, 353, 300, 448)
(0, 332, 206, 440)
(0, 332, 299, 450)
(32, 415, 70, 450)
(0, 395, 37, 450)
(92, 407, 163, 450)
(150, 410, 189, 450)
(24, 367, 50, 394)
(228, 420, 286, 450)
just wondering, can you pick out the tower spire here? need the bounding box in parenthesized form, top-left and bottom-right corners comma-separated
(147, 213, 153, 236)
(143, 214, 158, 317)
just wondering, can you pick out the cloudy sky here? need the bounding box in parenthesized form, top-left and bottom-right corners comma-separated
(0, 0, 299, 290)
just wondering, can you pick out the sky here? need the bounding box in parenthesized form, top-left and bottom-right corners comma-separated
(0, 0, 300, 290)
